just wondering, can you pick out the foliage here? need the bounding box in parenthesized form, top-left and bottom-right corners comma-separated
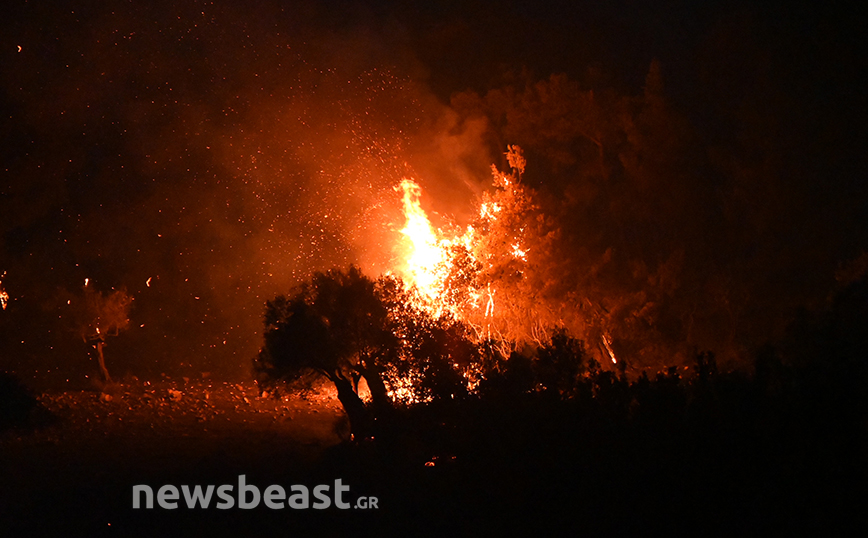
(535, 328, 587, 398)
(449, 65, 755, 370)
(255, 266, 484, 437)
(434, 146, 561, 350)
(72, 284, 133, 384)
(76, 286, 133, 344)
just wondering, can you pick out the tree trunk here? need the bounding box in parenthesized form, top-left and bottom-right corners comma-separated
(332, 375, 371, 440)
(96, 341, 112, 384)
(359, 365, 391, 413)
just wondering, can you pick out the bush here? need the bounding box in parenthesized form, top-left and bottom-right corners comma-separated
(0, 372, 38, 431)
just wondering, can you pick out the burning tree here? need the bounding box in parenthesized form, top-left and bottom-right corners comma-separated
(258, 148, 639, 438)
(256, 266, 400, 438)
(377, 274, 484, 404)
(396, 145, 560, 352)
(255, 266, 481, 439)
(75, 282, 133, 385)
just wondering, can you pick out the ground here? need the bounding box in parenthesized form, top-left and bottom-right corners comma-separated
(3, 374, 864, 536)
(0, 378, 377, 536)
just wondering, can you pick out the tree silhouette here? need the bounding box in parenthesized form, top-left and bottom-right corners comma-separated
(76, 283, 133, 385)
(256, 266, 404, 439)
(536, 328, 587, 398)
(256, 266, 487, 438)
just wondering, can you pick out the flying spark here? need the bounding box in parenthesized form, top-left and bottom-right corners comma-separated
(0, 272, 9, 310)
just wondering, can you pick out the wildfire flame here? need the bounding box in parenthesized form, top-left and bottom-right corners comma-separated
(386, 148, 628, 401)
(397, 179, 447, 303)
(396, 178, 487, 320)
(394, 163, 530, 340)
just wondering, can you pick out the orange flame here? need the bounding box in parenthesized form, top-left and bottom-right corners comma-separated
(394, 171, 530, 341)
(397, 179, 446, 302)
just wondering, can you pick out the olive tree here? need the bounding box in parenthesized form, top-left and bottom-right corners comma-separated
(76, 283, 133, 385)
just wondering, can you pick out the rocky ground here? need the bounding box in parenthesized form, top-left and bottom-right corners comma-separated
(0, 378, 366, 536)
(6, 374, 861, 536)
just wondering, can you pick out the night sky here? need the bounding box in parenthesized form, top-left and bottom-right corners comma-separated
(1, 0, 866, 380)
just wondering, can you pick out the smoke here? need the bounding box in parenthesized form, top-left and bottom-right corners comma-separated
(0, 1, 496, 379)
(2, 1, 864, 380)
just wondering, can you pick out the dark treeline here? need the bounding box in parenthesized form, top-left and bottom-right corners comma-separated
(252, 265, 867, 534)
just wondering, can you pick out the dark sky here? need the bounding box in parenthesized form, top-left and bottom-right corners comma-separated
(1, 0, 865, 379)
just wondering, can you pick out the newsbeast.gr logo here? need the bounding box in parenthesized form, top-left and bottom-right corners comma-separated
(132, 476, 378, 510)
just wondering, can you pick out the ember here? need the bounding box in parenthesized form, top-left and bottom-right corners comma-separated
(0, 272, 8, 311)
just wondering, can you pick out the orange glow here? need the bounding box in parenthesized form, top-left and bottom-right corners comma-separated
(0, 272, 8, 310)
(395, 178, 484, 320)
(397, 179, 447, 303)
(393, 165, 530, 341)
(386, 372, 424, 404)
(602, 332, 617, 364)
